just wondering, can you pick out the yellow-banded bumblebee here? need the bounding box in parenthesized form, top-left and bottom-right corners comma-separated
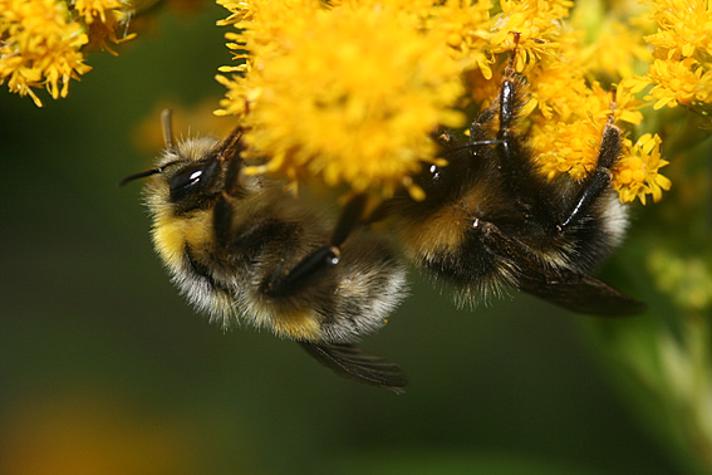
(122, 111, 409, 393)
(377, 69, 645, 316)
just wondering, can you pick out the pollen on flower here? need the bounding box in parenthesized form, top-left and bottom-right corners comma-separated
(613, 133, 671, 204)
(0, 0, 91, 107)
(217, 1, 464, 197)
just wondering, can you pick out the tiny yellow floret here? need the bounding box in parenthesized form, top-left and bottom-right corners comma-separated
(613, 133, 671, 204)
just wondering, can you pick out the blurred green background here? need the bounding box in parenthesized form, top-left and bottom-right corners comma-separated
(1, 5, 709, 475)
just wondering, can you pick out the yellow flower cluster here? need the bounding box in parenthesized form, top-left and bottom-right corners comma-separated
(216, 0, 464, 198)
(214, 0, 691, 204)
(613, 133, 671, 204)
(632, 0, 712, 111)
(0, 0, 135, 106)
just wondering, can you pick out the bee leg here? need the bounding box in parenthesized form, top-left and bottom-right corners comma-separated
(263, 194, 368, 298)
(213, 193, 236, 248)
(495, 74, 540, 189)
(223, 149, 245, 197)
(213, 155, 249, 247)
(492, 72, 561, 231)
(468, 106, 496, 144)
(557, 119, 621, 231)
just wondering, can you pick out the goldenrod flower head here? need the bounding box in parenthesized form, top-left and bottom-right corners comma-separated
(487, 0, 573, 71)
(646, 58, 712, 110)
(530, 118, 605, 181)
(0, 0, 136, 105)
(633, 0, 712, 111)
(218, 1, 464, 197)
(0, 0, 91, 106)
(644, 0, 712, 60)
(613, 133, 671, 204)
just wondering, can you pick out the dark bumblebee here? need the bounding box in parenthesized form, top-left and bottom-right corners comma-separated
(378, 69, 644, 316)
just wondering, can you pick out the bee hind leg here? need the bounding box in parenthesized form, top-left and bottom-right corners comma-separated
(262, 194, 368, 298)
(557, 118, 621, 231)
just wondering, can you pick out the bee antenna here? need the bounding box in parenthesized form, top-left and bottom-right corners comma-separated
(161, 108, 176, 150)
(119, 159, 181, 187)
(119, 168, 162, 186)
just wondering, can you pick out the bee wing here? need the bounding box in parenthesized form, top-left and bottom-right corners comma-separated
(298, 341, 407, 394)
(517, 268, 646, 317)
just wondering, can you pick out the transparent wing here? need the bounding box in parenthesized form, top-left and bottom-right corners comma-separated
(518, 268, 646, 317)
(299, 341, 407, 394)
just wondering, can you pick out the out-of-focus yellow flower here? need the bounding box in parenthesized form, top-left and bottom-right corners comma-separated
(613, 133, 671, 204)
(74, 0, 122, 24)
(423, 0, 494, 79)
(580, 20, 651, 79)
(133, 98, 234, 153)
(217, 1, 464, 198)
(0, 0, 91, 107)
(649, 249, 712, 311)
(0, 394, 204, 475)
(74, 0, 137, 53)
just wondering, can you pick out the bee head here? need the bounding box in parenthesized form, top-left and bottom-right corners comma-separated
(123, 109, 244, 215)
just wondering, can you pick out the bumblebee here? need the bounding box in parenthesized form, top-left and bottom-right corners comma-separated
(122, 111, 409, 392)
(377, 68, 645, 315)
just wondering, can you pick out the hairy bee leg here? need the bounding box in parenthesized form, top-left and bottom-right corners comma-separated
(468, 107, 496, 144)
(262, 194, 368, 298)
(558, 120, 621, 231)
(223, 151, 244, 197)
(330, 194, 368, 246)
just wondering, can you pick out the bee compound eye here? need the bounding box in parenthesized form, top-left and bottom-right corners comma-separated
(168, 159, 219, 202)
